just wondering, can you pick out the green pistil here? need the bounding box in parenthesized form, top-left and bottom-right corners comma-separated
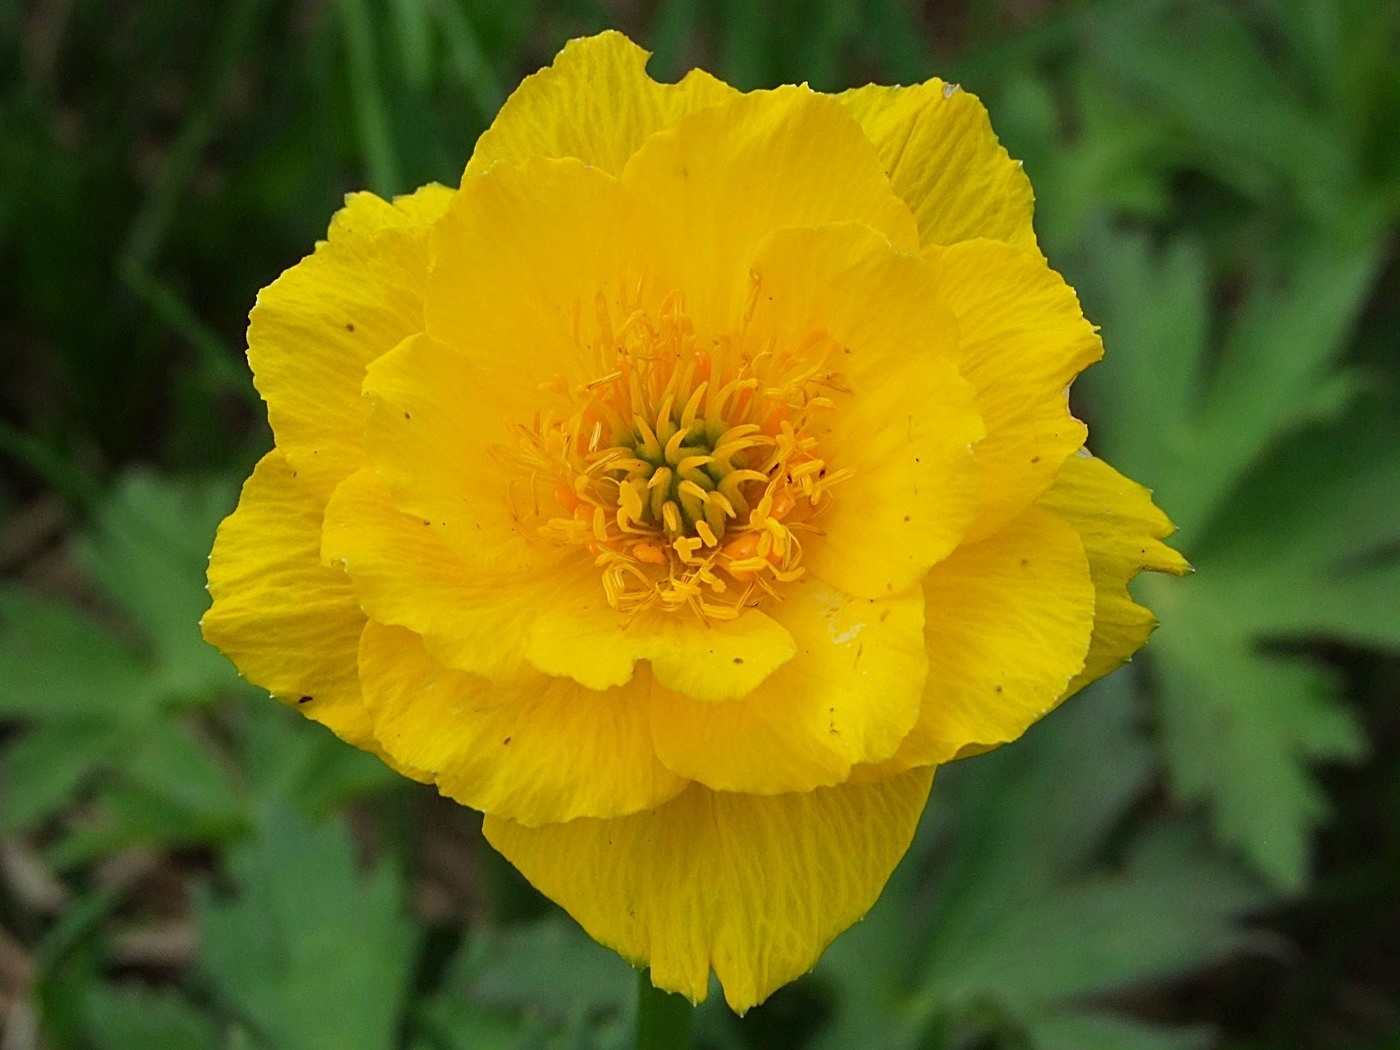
(617, 415, 749, 537)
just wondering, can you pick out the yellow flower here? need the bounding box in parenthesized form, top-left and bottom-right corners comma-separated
(202, 32, 1187, 1012)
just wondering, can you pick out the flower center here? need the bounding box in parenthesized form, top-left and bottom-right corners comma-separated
(505, 289, 849, 621)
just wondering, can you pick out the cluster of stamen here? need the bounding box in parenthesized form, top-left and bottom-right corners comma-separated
(505, 288, 849, 621)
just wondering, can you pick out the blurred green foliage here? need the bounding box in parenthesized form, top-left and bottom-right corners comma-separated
(2, 0, 1398, 1047)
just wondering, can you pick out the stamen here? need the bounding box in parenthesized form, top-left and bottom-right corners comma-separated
(498, 291, 849, 620)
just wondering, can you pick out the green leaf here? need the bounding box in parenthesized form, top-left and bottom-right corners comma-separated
(1193, 404, 1400, 647)
(1134, 401, 1392, 890)
(0, 720, 124, 832)
(199, 801, 418, 1050)
(1085, 3, 1347, 213)
(433, 1, 505, 125)
(1154, 644, 1350, 892)
(995, 70, 1178, 256)
(48, 785, 246, 873)
(416, 916, 633, 1050)
(82, 982, 219, 1050)
(47, 718, 249, 867)
(1027, 1012, 1213, 1050)
(388, 0, 434, 90)
(810, 679, 1264, 1050)
(1080, 229, 1384, 543)
(410, 1010, 523, 1050)
(0, 473, 253, 843)
(466, 918, 634, 1019)
(925, 828, 1258, 1009)
(1073, 229, 1210, 502)
(1073, 224, 1391, 889)
(337, 0, 405, 195)
(237, 696, 404, 811)
(0, 589, 152, 721)
(34, 715, 248, 868)
(77, 470, 242, 702)
(121, 718, 244, 819)
(1186, 235, 1386, 538)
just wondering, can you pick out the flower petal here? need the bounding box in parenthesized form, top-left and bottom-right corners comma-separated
(328, 184, 456, 236)
(359, 622, 687, 825)
(743, 223, 983, 598)
(426, 158, 654, 409)
(1037, 451, 1190, 694)
(623, 86, 921, 334)
(856, 504, 1094, 776)
(361, 331, 549, 574)
(524, 581, 797, 702)
(927, 239, 1103, 540)
(837, 80, 1036, 250)
(483, 767, 935, 1012)
(465, 31, 737, 178)
(325, 463, 796, 701)
(648, 579, 926, 793)
(201, 451, 409, 770)
(321, 466, 549, 682)
(249, 184, 451, 502)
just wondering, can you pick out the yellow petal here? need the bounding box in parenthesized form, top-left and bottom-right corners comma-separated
(648, 579, 926, 793)
(327, 184, 455, 237)
(623, 86, 921, 334)
(928, 239, 1103, 540)
(743, 223, 984, 598)
(325, 460, 793, 700)
(322, 467, 546, 682)
(524, 572, 797, 701)
(837, 80, 1036, 250)
(361, 331, 549, 574)
(201, 451, 409, 771)
(426, 158, 655, 413)
(1037, 451, 1190, 694)
(855, 504, 1094, 777)
(483, 767, 935, 1012)
(249, 184, 451, 502)
(465, 31, 737, 178)
(359, 623, 687, 825)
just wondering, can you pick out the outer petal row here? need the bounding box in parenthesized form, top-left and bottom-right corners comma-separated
(200, 451, 423, 778)
(837, 80, 1037, 251)
(471, 33, 1039, 258)
(359, 622, 687, 825)
(929, 239, 1103, 541)
(484, 766, 935, 1012)
(913, 504, 1094, 763)
(858, 503, 1095, 775)
(249, 184, 452, 502)
(349, 578, 929, 820)
(1038, 451, 1191, 694)
(464, 30, 737, 179)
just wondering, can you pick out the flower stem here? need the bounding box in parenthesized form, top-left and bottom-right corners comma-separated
(635, 968, 692, 1050)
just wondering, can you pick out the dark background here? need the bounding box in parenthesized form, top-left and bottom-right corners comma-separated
(2, 1, 1398, 1047)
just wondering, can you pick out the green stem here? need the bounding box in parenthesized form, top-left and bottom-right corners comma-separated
(635, 968, 692, 1050)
